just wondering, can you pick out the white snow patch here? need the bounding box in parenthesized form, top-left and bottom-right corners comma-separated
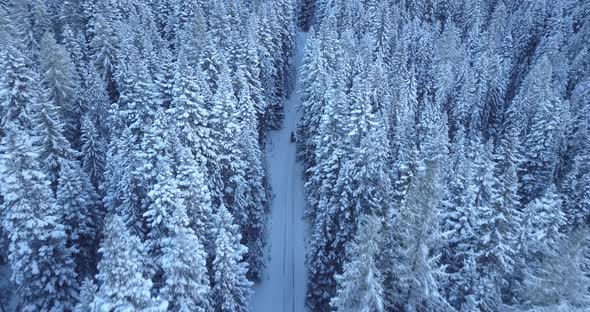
(0, 263, 17, 312)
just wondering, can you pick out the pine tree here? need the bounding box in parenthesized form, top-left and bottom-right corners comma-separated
(225, 12, 247, 77)
(80, 115, 107, 191)
(159, 190, 211, 312)
(92, 215, 168, 311)
(211, 204, 253, 312)
(561, 76, 590, 229)
(143, 152, 212, 311)
(513, 56, 565, 205)
(198, 35, 223, 95)
(88, 12, 118, 100)
(61, 25, 87, 82)
(433, 20, 463, 120)
(0, 127, 78, 311)
(115, 43, 159, 135)
(330, 215, 385, 312)
(0, 47, 37, 132)
(39, 31, 81, 142)
(173, 143, 214, 255)
(258, 2, 286, 130)
(391, 98, 453, 312)
(154, 49, 175, 109)
(518, 185, 566, 259)
(56, 159, 102, 279)
(138, 109, 177, 237)
(562, 154, 590, 229)
(144, 152, 180, 260)
(391, 62, 419, 210)
(7, 0, 49, 62)
(208, 62, 242, 210)
(75, 279, 98, 312)
(231, 68, 269, 280)
(104, 45, 160, 235)
(170, 0, 200, 47)
(467, 139, 515, 311)
(275, 0, 296, 94)
(175, 5, 208, 65)
(515, 229, 590, 311)
(305, 77, 352, 312)
(81, 65, 110, 139)
(170, 49, 212, 169)
(441, 128, 478, 309)
(297, 29, 327, 173)
(207, 1, 232, 51)
(33, 93, 78, 193)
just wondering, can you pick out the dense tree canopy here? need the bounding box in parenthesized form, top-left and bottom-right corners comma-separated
(0, 0, 588, 311)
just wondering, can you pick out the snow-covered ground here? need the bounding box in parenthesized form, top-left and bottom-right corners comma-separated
(251, 31, 308, 312)
(0, 263, 16, 311)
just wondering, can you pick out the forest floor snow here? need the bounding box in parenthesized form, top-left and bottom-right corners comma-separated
(251, 31, 309, 312)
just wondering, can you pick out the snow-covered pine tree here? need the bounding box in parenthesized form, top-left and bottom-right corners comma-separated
(514, 228, 590, 311)
(80, 114, 107, 191)
(275, 0, 296, 95)
(170, 0, 200, 49)
(257, 1, 287, 130)
(330, 215, 385, 312)
(92, 214, 168, 311)
(39, 31, 81, 143)
(140, 110, 178, 242)
(561, 76, 590, 229)
(325, 69, 392, 292)
(170, 48, 212, 169)
(60, 25, 87, 82)
(305, 76, 351, 312)
(433, 20, 463, 128)
(173, 142, 214, 256)
(513, 56, 565, 205)
(225, 5, 247, 77)
(88, 12, 118, 101)
(561, 154, 590, 230)
(207, 0, 232, 51)
(105, 43, 160, 235)
(56, 159, 102, 279)
(390, 96, 453, 312)
(211, 204, 253, 312)
(159, 188, 211, 312)
(0, 127, 78, 311)
(102, 127, 137, 224)
(297, 29, 327, 175)
(242, 20, 266, 139)
(391, 62, 419, 210)
(518, 185, 567, 261)
(144, 152, 211, 311)
(469, 137, 518, 310)
(198, 34, 223, 95)
(441, 127, 478, 309)
(231, 68, 269, 280)
(75, 279, 98, 312)
(0, 47, 37, 132)
(6, 0, 49, 62)
(208, 61, 243, 215)
(33, 88, 78, 193)
(81, 64, 111, 137)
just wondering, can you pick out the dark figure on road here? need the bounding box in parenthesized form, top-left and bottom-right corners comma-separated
(290, 131, 296, 143)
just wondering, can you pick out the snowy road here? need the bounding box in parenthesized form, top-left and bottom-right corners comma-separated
(251, 31, 308, 312)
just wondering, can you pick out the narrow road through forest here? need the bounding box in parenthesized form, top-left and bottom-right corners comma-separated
(251, 31, 308, 312)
